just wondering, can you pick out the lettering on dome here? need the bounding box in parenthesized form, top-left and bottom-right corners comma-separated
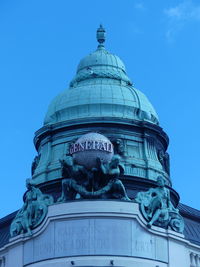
(70, 140, 113, 154)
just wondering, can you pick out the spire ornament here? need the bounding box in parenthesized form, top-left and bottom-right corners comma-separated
(96, 24, 106, 48)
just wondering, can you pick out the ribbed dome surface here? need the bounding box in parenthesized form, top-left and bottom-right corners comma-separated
(77, 47, 126, 72)
(44, 45, 159, 126)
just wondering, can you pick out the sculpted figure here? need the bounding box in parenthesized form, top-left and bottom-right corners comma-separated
(113, 139, 125, 156)
(58, 155, 130, 201)
(31, 154, 41, 176)
(58, 156, 89, 201)
(92, 155, 130, 200)
(135, 176, 184, 233)
(10, 179, 53, 237)
(158, 150, 170, 175)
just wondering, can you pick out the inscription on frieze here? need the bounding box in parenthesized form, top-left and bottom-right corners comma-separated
(134, 240, 154, 254)
(55, 220, 90, 256)
(23, 218, 168, 265)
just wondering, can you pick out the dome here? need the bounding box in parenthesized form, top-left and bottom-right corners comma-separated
(77, 47, 126, 72)
(44, 26, 159, 126)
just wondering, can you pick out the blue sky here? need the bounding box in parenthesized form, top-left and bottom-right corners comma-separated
(0, 0, 200, 218)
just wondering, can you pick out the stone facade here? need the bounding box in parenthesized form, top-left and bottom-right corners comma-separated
(1, 201, 198, 267)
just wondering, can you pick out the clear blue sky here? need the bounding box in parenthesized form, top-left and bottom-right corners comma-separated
(0, 0, 200, 218)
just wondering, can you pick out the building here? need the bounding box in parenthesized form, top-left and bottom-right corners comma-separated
(0, 25, 200, 267)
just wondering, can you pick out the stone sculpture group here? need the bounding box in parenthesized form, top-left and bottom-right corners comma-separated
(135, 176, 184, 233)
(58, 154, 130, 201)
(10, 179, 53, 237)
(10, 138, 184, 237)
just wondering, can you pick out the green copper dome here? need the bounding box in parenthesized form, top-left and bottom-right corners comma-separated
(44, 26, 159, 126)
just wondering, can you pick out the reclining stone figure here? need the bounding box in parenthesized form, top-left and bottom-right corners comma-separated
(135, 176, 184, 233)
(10, 179, 53, 237)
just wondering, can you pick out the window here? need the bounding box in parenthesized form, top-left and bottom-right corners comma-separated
(0, 256, 5, 267)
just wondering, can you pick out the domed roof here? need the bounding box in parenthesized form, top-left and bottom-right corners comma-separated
(44, 26, 159, 126)
(77, 46, 126, 72)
